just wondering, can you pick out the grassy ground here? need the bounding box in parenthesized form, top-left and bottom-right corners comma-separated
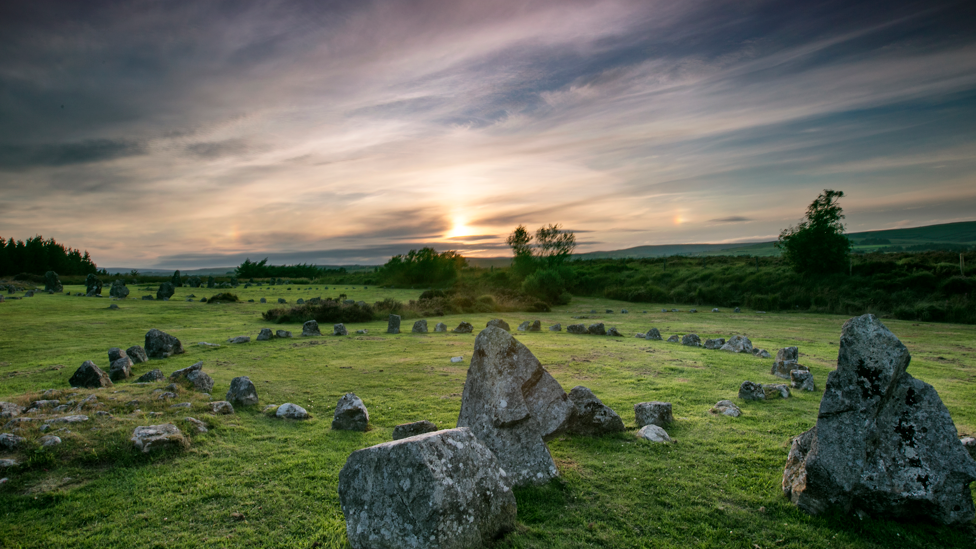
(1, 285, 975, 548)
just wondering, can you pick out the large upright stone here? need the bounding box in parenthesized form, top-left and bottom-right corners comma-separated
(387, 314, 401, 334)
(782, 314, 976, 524)
(171, 270, 183, 287)
(338, 428, 517, 549)
(187, 275, 202, 288)
(257, 328, 274, 341)
(69, 360, 112, 388)
(302, 320, 321, 336)
(565, 386, 624, 436)
(434, 322, 447, 333)
(225, 376, 258, 406)
(109, 356, 133, 381)
(456, 326, 573, 486)
(207, 276, 215, 288)
(644, 328, 662, 340)
(85, 273, 102, 296)
(109, 279, 129, 298)
(156, 282, 175, 300)
(145, 328, 185, 358)
(332, 393, 369, 431)
(44, 271, 62, 292)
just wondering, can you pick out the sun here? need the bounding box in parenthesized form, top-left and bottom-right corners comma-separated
(446, 215, 475, 238)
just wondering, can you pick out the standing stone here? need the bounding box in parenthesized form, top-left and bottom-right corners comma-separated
(666, 334, 680, 343)
(169, 362, 214, 393)
(720, 335, 753, 353)
(44, 271, 62, 292)
(587, 323, 606, 335)
(109, 279, 129, 298)
(297, 298, 304, 305)
(109, 356, 133, 381)
(207, 276, 215, 288)
(108, 347, 127, 362)
(69, 360, 113, 388)
(734, 307, 741, 313)
(131, 424, 187, 453)
(790, 370, 816, 391)
(517, 321, 531, 332)
(156, 282, 175, 301)
(392, 420, 438, 440)
(333, 323, 348, 336)
(645, 328, 662, 340)
(434, 322, 447, 332)
(226, 376, 259, 406)
(145, 328, 185, 358)
(257, 328, 274, 341)
(548, 323, 561, 331)
(527, 320, 542, 332)
(275, 330, 292, 338)
(704, 338, 725, 349)
(136, 369, 164, 383)
(486, 319, 510, 331)
(453, 322, 473, 334)
(772, 346, 808, 379)
(302, 320, 321, 336)
(386, 314, 401, 334)
(85, 274, 102, 296)
(567, 324, 587, 334)
(566, 386, 624, 435)
(277, 298, 286, 304)
(456, 326, 573, 486)
(338, 428, 517, 549)
(187, 276, 201, 288)
(171, 270, 183, 287)
(763, 384, 791, 399)
(635, 402, 673, 427)
(681, 334, 701, 346)
(782, 314, 976, 524)
(332, 393, 369, 431)
(259, 297, 266, 303)
(738, 381, 765, 400)
(126, 345, 148, 364)
(412, 319, 428, 333)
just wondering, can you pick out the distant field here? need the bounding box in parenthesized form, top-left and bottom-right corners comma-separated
(1, 286, 975, 548)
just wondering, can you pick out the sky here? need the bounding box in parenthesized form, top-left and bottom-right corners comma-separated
(1, 0, 975, 269)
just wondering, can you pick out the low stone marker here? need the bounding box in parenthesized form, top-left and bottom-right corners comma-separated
(772, 346, 807, 379)
(720, 335, 753, 353)
(332, 393, 369, 431)
(790, 370, 815, 391)
(257, 328, 274, 341)
(275, 330, 292, 338)
(666, 335, 680, 343)
(635, 402, 673, 427)
(645, 328, 662, 340)
(637, 425, 671, 443)
(453, 322, 473, 333)
(412, 319, 428, 333)
(226, 376, 258, 406)
(227, 336, 250, 344)
(392, 420, 438, 440)
(387, 314, 401, 334)
(711, 400, 741, 417)
(330, 323, 346, 336)
(681, 334, 701, 346)
(338, 428, 517, 549)
(738, 381, 765, 400)
(703, 338, 725, 349)
(565, 386, 624, 435)
(302, 320, 321, 336)
(587, 323, 606, 335)
(486, 319, 510, 331)
(277, 298, 286, 304)
(276, 403, 309, 419)
(548, 323, 561, 331)
(109, 356, 133, 381)
(434, 322, 447, 332)
(606, 327, 623, 337)
(136, 369, 164, 383)
(131, 424, 187, 453)
(145, 329, 185, 359)
(169, 362, 214, 393)
(209, 401, 235, 415)
(567, 324, 587, 334)
(69, 360, 112, 388)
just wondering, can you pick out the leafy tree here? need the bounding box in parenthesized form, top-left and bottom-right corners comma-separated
(506, 225, 536, 280)
(777, 189, 852, 274)
(381, 247, 466, 286)
(535, 223, 577, 268)
(506, 223, 577, 303)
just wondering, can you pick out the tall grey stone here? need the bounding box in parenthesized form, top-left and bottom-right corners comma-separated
(434, 322, 447, 332)
(225, 376, 258, 406)
(207, 276, 215, 288)
(332, 393, 369, 431)
(156, 282, 175, 300)
(387, 314, 401, 334)
(171, 270, 183, 287)
(44, 271, 62, 292)
(257, 328, 274, 341)
(145, 328, 184, 358)
(302, 320, 321, 336)
(333, 323, 348, 336)
(456, 326, 573, 486)
(782, 314, 976, 524)
(338, 428, 516, 549)
(187, 276, 202, 288)
(790, 370, 816, 391)
(85, 274, 102, 296)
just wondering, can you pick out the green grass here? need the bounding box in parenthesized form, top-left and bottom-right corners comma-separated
(1, 285, 975, 548)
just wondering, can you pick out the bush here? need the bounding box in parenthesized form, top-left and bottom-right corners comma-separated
(207, 293, 240, 303)
(262, 298, 373, 324)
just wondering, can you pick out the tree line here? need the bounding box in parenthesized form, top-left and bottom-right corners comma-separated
(0, 236, 98, 276)
(234, 258, 352, 279)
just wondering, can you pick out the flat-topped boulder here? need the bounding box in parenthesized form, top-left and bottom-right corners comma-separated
(635, 402, 673, 427)
(486, 319, 510, 331)
(338, 427, 516, 549)
(392, 420, 438, 440)
(721, 335, 753, 353)
(131, 424, 187, 453)
(169, 362, 214, 393)
(456, 326, 573, 486)
(332, 393, 369, 431)
(783, 314, 976, 524)
(565, 386, 624, 436)
(69, 360, 112, 388)
(145, 329, 184, 359)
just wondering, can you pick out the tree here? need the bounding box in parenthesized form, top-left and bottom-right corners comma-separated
(777, 189, 852, 274)
(506, 225, 535, 280)
(506, 223, 577, 304)
(535, 223, 576, 268)
(381, 247, 466, 286)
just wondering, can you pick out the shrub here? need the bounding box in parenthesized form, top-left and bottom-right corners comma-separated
(207, 293, 240, 303)
(262, 298, 373, 324)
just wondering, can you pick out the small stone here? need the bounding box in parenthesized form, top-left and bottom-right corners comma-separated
(260, 297, 267, 303)
(754, 348, 772, 359)
(434, 322, 447, 332)
(131, 424, 187, 453)
(762, 383, 791, 399)
(412, 319, 428, 333)
(209, 401, 235, 415)
(226, 376, 259, 406)
(69, 360, 112, 388)
(634, 402, 673, 427)
(275, 330, 292, 338)
(517, 321, 530, 332)
(333, 323, 348, 336)
(0, 459, 18, 469)
(109, 356, 133, 381)
(548, 323, 561, 331)
(185, 417, 208, 433)
(276, 403, 309, 420)
(301, 320, 321, 336)
(711, 400, 741, 417)
(666, 335, 680, 343)
(606, 327, 623, 337)
(227, 336, 250, 344)
(681, 334, 701, 346)
(0, 433, 25, 450)
(170, 402, 191, 408)
(256, 328, 274, 341)
(486, 319, 510, 331)
(278, 298, 286, 304)
(136, 369, 164, 383)
(145, 328, 185, 359)
(637, 424, 672, 443)
(169, 362, 214, 393)
(392, 420, 438, 440)
(453, 321, 474, 333)
(450, 356, 464, 363)
(734, 307, 741, 313)
(126, 345, 149, 364)
(738, 381, 765, 400)
(566, 386, 624, 435)
(332, 393, 369, 431)
(790, 370, 816, 392)
(567, 324, 587, 334)
(712, 308, 720, 312)
(39, 435, 62, 447)
(720, 335, 753, 354)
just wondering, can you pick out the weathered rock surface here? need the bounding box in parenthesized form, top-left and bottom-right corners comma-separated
(635, 402, 673, 427)
(0, 402, 25, 419)
(0, 433, 24, 450)
(711, 400, 742, 417)
(754, 348, 772, 359)
(516, 321, 530, 331)
(302, 320, 321, 336)
(338, 427, 517, 549)
(704, 338, 726, 349)
(412, 319, 428, 333)
(763, 383, 790, 399)
(453, 322, 474, 334)
(606, 327, 623, 337)
(587, 323, 606, 335)
(44, 271, 63, 292)
(782, 314, 976, 524)
(185, 417, 208, 433)
(145, 329, 185, 359)
(126, 345, 148, 364)
(548, 323, 561, 331)
(136, 369, 164, 383)
(456, 326, 573, 486)
(131, 424, 187, 453)
(666, 335, 680, 343)
(257, 328, 274, 341)
(790, 370, 816, 392)
(565, 386, 624, 436)
(209, 401, 235, 414)
(486, 319, 510, 331)
(227, 335, 250, 344)
(332, 393, 369, 431)
(772, 346, 807, 379)
(39, 435, 62, 447)
(434, 322, 447, 332)
(645, 328, 662, 340)
(392, 420, 438, 440)
(276, 402, 309, 419)
(109, 356, 133, 381)
(721, 335, 753, 353)
(169, 362, 214, 393)
(108, 347, 127, 362)
(387, 314, 401, 334)
(637, 424, 672, 443)
(738, 381, 765, 400)
(109, 279, 129, 298)
(85, 273, 102, 296)
(681, 334, 701, 347)
(226, 376, 258, 406)
(567, 324, 587, 334)
(332, 323, 348, 336)
(156, 282, 175, 300)
(69, 360, 113, 388)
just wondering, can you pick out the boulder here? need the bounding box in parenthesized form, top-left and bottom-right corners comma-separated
(227, 335, 250, 344)
(548, 323, 561, 331)
(226, 376, 258, 406)
(527, 320, 542, 332)
(275, 330, 292, 338)
(171, 270, 183, 287)
(666, 335, 680, 343)
(207, 276, 215, 288)
(131, 424, 188, 453)
(790, 370, 816, 391)
(333, 323, 348, 336)
(772, 347, 807, 379)
(754, 348, 772, 359)
(517, 321, 530, 332)
(332, 393, 369, 431)
(635, 402, 673, 427)
(412, 319, 428, 333)
(645, 328, 662, 340)
(297, 298, 304, 305)
(453, 322, 474, 334)
(565, 386, 625, 436)
(257, 328, 274, 341)
(704, 338, 725, 349)
(276, 403, 309, 420)
(169, 362, 214, 393)
(712, 308, 720, 313)
(278, 298, 286, 304)
(486, 319, 510, 331)
(681, 334, 701, 347)
(69, 360, 113, 388)
(637, 425, 672, 443)
(85, 273, 102, 296)
(738, 381, 765, 400)
(456, 326, 573, 486)
(187, 276, 202, 288)
(136, 369, 164, 383)
(434, 322, 447, 333)
(450, 356, 464, 363)
(392, 420, 438, 440)
(109, 356, 133, 381)
(108, 347, 127, 362)
(145, 329, 185, 359)
(39, 435, 62, 447)
(0, 433, 24, 450)
(302, 320, 321, 336)
(782, 314, 976, 524)
(606, 327, 623, 337)
(734, 307, 741, 313)
(763, 383, 790, 399)
(209, 401, 235, 415)
(587, 323, 606, 335)
(44, 271, 63, 292)
(185, 417, 208, 433)
(567, 324, 587, 334)
(962, 438, 976, 460)
(259, 297, 266, 303)
(387, 314, 401, 334)
(720, 335, 753, 353)
(156, 282, 175, 300)
(338, 428, 517, 549)
(0, 402, 25, 419)
(109, 279, 129, 298)
(711, 400, 742, 417)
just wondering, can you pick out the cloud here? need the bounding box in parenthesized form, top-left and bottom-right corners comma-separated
(0, 139, 146, 170)
(710, 216, 753, 223)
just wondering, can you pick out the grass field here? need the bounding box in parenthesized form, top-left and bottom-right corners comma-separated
(1, 284, 975, 548)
